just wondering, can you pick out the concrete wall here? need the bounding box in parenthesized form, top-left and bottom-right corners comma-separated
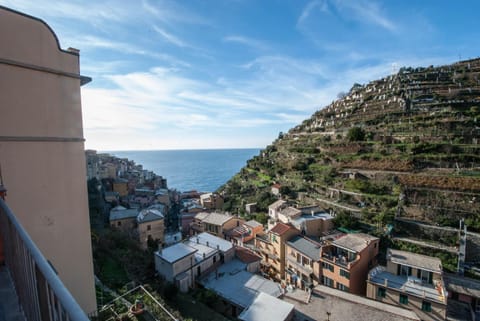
(0, 6, 96, 313)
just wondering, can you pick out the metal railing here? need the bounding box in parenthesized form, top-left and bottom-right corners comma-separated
(0, 198, 89, 321)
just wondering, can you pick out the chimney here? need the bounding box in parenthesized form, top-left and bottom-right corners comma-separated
(206, 241, 209, 247)
(311, 210, 314, 216)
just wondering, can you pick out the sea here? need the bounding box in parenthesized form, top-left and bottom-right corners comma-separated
(110, 149, 261, 193)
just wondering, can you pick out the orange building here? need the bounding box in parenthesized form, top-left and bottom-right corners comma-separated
(320, 233, 379, 295)
(256, 222, 299, 281)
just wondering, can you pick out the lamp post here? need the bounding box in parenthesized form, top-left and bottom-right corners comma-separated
(326, 311, 331, 321)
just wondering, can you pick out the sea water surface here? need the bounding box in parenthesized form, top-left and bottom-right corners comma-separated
(111, 149, 260, 192)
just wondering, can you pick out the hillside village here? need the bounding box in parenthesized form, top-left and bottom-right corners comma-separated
(87, 58, 480, 321)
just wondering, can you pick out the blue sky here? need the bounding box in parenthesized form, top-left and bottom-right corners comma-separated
(2, 1, 480, 150)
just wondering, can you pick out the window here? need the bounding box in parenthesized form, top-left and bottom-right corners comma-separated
(322, 262, 334, 272)
(322, 276, 334, 288)
(400, 265, 412, 276)
(297, 253, 301, 263)
(421, 301, 431, 312)
(399, 294, 408, 304)
(419, 269, 432, 284)
(336, 283, 349, 292)
(213, 255, 217, 264)
(377, 287, 386, 298)
(340, 269, 350, 279)
(147, 224, 151, 231)
(117, 221, 121, 226)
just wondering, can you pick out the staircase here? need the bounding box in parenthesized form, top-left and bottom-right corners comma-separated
(0, 265, 26, 321)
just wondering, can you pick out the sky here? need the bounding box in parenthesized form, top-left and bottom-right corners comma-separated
(2, 1, 480, 151)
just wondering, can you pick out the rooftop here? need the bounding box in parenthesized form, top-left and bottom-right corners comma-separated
(201, 259, 282, 308)
(244, 220, 263, 228)
(444, 273, 480, 298)
(268, 199, 286, 210)
(270, 222, 297, 236)
(236, 247, 262, 264)
(388, 249, 442, 273)
(137, 208, 164, 223)
(109, 208, 138, 221)
(156, 243, 196, 264)
(332, 233, 378, 253)
(279, 206, 301, 218)
(287, 235, 322, 261)
(197, 212, 234, 225)
(369, 267, 446, 304)
(189, 232, 233, 253)
(285, 284, 420, 321)
(238, 292, 294, 321)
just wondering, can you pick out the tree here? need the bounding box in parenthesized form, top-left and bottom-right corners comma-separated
(347, 126, 366, 142)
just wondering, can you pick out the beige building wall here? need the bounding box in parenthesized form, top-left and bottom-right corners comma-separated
(0, 7, 96, 313)
(138, 219, 164, 249)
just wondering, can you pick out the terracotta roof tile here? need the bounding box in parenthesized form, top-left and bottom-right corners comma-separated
(270, 222, 296, 235)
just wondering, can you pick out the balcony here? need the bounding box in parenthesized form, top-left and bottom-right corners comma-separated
(286, 256, 313, 274)
(0, 198, 89, 321)
(321, 248, 359, 269)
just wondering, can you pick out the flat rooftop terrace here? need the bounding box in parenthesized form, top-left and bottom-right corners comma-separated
(369, 270, 446, 304)
(284, 284, 420, 321)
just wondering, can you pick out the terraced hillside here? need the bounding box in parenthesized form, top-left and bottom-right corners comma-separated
(219, 58, 480, 237)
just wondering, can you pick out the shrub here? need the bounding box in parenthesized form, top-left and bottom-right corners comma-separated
(347, 127, 366, 141)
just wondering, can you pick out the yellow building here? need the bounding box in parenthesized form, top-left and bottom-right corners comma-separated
(137, 207, 165, 249)
(366, 249, 447, 321)
(256, 222, 299, 281)
(0, 6, 96, 312)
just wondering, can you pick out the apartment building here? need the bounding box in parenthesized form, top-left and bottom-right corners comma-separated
(366, 249, 447, 320)
(285, 235, 322, 290)
(256, 222, 299, 281)
(109, 205, 139, 231)
(0, 6, 96, 312)
(320, 233, 379, 295)
(190, 211, 244, 238)
(200, 192, 224, 210)
(154, 232, 234, 292)
(137, 207, 165, 249)
(227, 219, 264, 246)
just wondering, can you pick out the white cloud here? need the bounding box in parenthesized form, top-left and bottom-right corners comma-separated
(153, 26, 188, 48)
(223, 35, 268, 51)
(334, 0, 397, 32)
(297, 0, 329, 26)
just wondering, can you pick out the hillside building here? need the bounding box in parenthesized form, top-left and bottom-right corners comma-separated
(366, 249, 447, 320)
(321, 233, 379, 295)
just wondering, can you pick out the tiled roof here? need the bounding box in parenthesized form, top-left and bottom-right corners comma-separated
(236, 247, 262, 264)
(270, 222, 296, 235)
(333, 233, 378, 252)
(287, 235, 322, 261)
(388, 249, 442, 273)
(201, 212, 233, 226)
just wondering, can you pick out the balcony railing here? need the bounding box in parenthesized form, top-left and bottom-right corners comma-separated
(0, 198, 89, 321)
